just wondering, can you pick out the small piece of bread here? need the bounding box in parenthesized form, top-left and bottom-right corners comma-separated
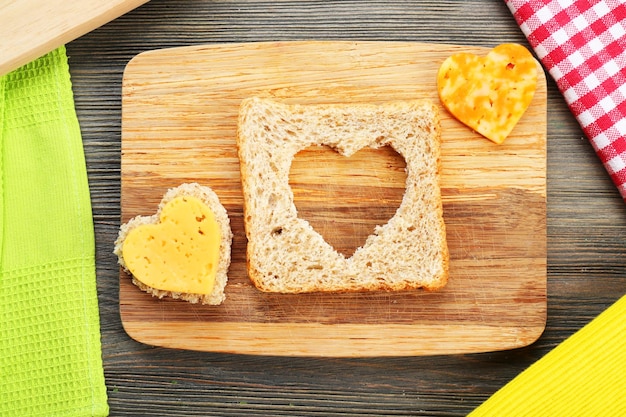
(114, 182, 233, 305)
(236, 97, 449, 294)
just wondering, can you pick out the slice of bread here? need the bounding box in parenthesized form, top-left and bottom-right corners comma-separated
(114, 182, 233, 305)
(236, 97, 449, 293)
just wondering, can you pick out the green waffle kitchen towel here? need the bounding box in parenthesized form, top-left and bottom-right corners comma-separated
(0, 47, 108, 416)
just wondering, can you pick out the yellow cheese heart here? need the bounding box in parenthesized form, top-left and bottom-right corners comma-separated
(437, 43, 538, 144)
(122, 195, 221, 295)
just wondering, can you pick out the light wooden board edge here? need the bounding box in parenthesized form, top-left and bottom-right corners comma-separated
(122, 320, 546, 357)
(0, 0, 150, 76)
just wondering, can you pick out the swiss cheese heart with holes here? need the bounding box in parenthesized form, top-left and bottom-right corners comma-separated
(437, 43, 538, 144)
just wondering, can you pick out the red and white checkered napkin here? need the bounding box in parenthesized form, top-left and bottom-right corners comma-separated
(506, 0, 626, 200)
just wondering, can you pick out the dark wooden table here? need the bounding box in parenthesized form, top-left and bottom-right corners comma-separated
(66, 1, 626, 415)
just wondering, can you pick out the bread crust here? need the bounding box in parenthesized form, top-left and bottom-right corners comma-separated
(236, 97, 449, 294)
(114, 182, 233, 304)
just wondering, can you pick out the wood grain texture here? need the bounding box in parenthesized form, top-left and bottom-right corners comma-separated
(63, 0, 626, 415)
(119, 41, 547, 356)
(0, 0, 149, 76)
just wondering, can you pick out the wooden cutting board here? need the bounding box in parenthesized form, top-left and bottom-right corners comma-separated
(120, 41, 547, 357)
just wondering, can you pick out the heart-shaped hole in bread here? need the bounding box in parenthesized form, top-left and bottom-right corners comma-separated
(289, 145, 407, 257)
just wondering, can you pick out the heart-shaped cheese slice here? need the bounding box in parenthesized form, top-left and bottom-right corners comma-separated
(122, 195, 221, 295)
(437, 43, 538, 144)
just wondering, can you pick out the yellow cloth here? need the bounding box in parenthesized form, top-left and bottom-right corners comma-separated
(469, 294, 626, 417)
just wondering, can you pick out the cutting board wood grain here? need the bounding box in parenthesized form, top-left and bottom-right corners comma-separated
(0, 0, 149, 76)
(120, 41, 547, 357)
